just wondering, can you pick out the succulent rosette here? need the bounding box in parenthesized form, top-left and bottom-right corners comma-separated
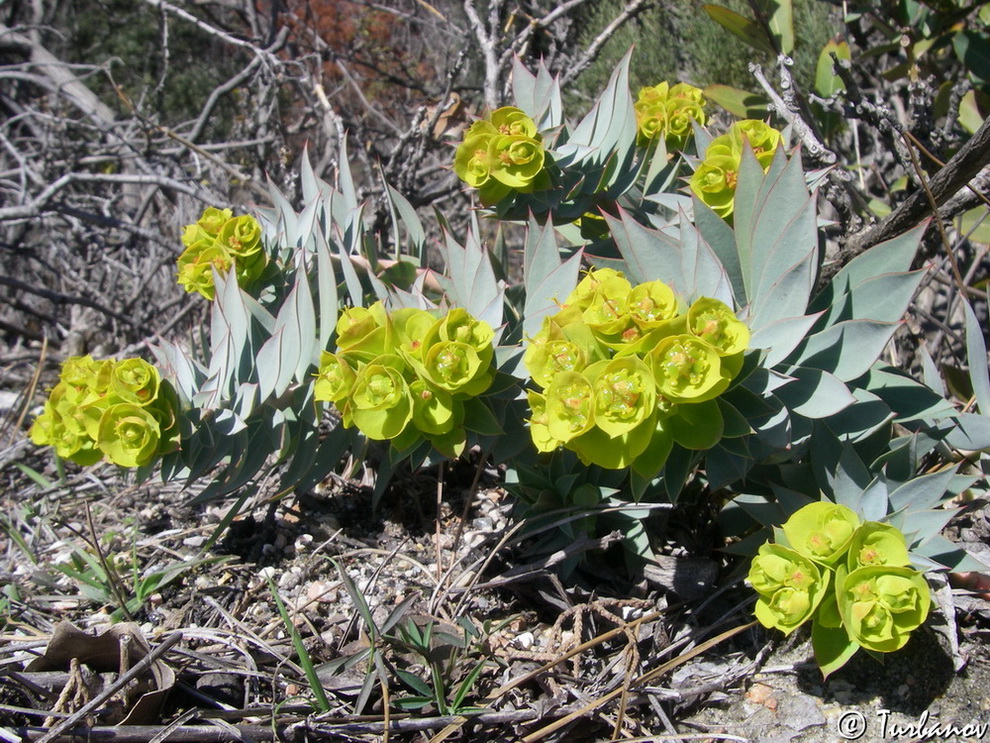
(836, 565, 931, 653)
(782, 502, 861, 566)
(31, 355, 178, 468)
(176, 208, 267, 300)
(749, 543, 829, 635)
(453, 107, 546, 204)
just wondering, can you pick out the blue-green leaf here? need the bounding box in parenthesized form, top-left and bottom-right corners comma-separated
(678, 210, 733, 304)
(963, 297, 990, 415)
(775, 367, 855, 419)
(562, 49, 636, 178)
(522, 217, 581, 337)
(512, 56, 562, 130)
(693, 196, 744, 304)
(337, 135, 359, 213)
(603, 209, 684, 289)
(791, 320, 900, 382)
(831, 444, 872, 512)
(750, 312, 823, 367)
(315, 225, 339, 350)
(888, 465, 960, 513)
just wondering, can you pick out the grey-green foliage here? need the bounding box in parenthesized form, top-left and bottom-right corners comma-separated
(504, 53, 986, 568)
(149, 140, 428, 503)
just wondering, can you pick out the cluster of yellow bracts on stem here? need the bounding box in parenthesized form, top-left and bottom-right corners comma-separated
(524, 268, 749, 472)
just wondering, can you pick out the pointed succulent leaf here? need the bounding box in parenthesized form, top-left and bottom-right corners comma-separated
(561, 49, 636, 177)
(314, 225, 340, 351)
(824, 387, 895, 443)
(511, 56, 562, 130)
(813, 224, 926, 314)
(887, 465, 962, 513)
(775, 366, 855, 418)
(815, 269, 926, 329)
(441, 226, 505, 330)
(522, 217, 582, 337)
(692, 196, 744, 304)
(889, 507, 960, 549)
(602, 208, 685, 290)
(267, 177, 299, 246)
(384, 181, 426, 259)
(290, 258, 318, 383)
(255, 328, 293, 402)
(738, 150, 818, 334)
(943, 412, 990, 450)
(677, 209, 733, 304)
(963, 297, 990, 415)
(790, 320, 900, 382)
(862, 365, 959, 424)
(911, 534, 990, 573)
(749, 312, 823, 367)
(299, 145, 331, 205)
(830, 444, 873, 512)
(337, 135, 359, 213)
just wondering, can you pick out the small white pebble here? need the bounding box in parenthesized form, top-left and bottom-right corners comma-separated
(513, 631, 535, 650)
(258, 566, 277, 582)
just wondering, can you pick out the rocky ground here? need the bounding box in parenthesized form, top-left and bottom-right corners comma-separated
(0, 412, 989, 742)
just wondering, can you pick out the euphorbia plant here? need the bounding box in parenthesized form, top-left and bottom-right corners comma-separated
(749, 502, 934, 677)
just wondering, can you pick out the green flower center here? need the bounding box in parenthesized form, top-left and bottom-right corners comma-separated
(598, 369, 642, 420)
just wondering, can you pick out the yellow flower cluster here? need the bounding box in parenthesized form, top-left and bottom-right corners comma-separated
(29, 356, 178, 468)
(689, 120, 782, 220)
(453, 107, 547, 205)
(633, 82, 707, 149)
(177, 208, 267, 300)
(525, 268, 749, 469)
(315, 303, 496, 458)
